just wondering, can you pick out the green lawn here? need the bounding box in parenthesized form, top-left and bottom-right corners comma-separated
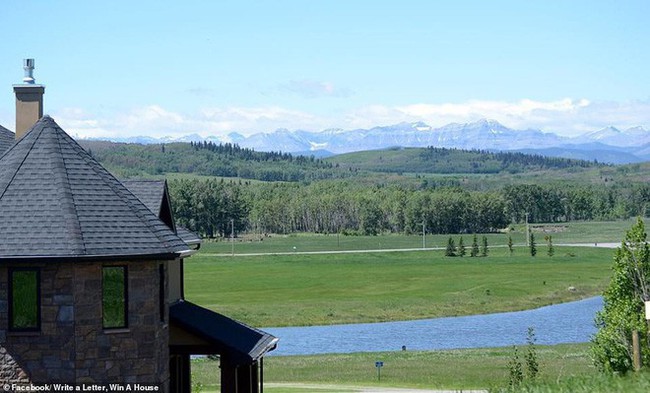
(184, 221, 645, 392)
(192, 344, 650, 393)
(198, 218, 643, 255)
(185, 246, 613, 327)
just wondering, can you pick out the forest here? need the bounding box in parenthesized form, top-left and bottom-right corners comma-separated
(82, 140, 605, 181)
(83, 140, 340, 181)
(81, 140, 650, 238)
(168, 179, 650, 238)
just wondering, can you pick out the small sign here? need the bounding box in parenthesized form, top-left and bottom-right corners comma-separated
(375, 361, 384, 382)
(645, 301, 650, 320)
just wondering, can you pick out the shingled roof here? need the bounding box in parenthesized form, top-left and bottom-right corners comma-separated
(123, 179, 201, 248)
(121, 180, 168, 219)
(0, 124, 13, 155)
(170, 300, 278, 365)
(0, 116, 189, 260)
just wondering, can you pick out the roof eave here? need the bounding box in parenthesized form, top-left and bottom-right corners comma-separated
(0, 252, 180, 264)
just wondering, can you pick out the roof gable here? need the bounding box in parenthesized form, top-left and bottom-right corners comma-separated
(121, 180, 175, 230)
(123, 180, 202, 248)
(0, 125, 13, 156)
(0, 116, 189, 259)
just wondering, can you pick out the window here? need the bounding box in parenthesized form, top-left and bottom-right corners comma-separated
(102, 266, 127, 329)
(8, 268, 40, 331)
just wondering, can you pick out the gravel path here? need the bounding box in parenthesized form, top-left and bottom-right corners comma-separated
(265, 383, 487, 393)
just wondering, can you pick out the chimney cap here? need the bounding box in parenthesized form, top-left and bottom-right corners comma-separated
(23, 58, 35, 84)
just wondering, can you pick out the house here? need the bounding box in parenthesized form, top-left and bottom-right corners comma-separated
(0, 60, 277, 392)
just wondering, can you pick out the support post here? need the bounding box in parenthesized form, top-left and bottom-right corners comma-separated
(422, 221, 425, 249)
(633, 330, 642, 372)
(525, 212, 530, 247)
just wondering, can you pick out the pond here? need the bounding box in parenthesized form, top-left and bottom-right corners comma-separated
(265, 296, 603, 356)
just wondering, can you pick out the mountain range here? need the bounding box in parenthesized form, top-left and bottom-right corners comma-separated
(87, 119, 650, 164)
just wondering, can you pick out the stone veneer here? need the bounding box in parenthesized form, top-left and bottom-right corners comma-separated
(0, 260, 169, 387)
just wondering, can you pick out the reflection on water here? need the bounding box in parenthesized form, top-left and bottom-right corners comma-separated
(265, 296, 603, 356)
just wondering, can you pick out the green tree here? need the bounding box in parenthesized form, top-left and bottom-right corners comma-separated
(445, 237, 456, 257)
(471, 234, 479, 257)
(507, 346, 524, 388)
(525, 327, 539, 380)
(458, 237, 466, 257)
(546, 235, 554, 257)
(480, 236, 489, 257)
(529, 233, 537, 257)
(592, 217, 650, 373)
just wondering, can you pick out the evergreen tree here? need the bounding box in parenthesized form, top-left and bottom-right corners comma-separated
(445, 237, 456, 257)
(480, 235, 489, 257)
(458, 237, 466, 257)
(546, 235, 554, 257)
(470, 234, 479, 257)
(529, 233, 537, 257)
(508, 235, 514, 256)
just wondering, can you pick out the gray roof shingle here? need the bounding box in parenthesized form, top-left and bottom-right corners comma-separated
(122, 180, 201, 247)
(170, 300, 277, 364)
(0, 116, 189, 260)
(0, 125, 14, 156)
(121, 180, 166, 217)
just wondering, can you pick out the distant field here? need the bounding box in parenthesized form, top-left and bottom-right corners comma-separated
(198, 218, 641, 255)
(185, 246, 613, 327)
(184, 220, 642, 392)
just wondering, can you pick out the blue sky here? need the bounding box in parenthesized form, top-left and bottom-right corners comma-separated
(1, 0, 649, 139)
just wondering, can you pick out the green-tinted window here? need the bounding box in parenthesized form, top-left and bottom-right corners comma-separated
(103, 266, 127, 328)
(9, 268, 40, 330)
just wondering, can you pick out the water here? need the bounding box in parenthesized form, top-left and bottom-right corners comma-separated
(265, 296, 603, 356)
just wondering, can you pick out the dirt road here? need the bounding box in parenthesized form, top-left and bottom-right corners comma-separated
(265, 383, 487, 393)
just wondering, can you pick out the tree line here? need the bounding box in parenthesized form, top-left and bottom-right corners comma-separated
(168, 179, 650, 238)
(87, 141, 344, 182)
(85, 139, 606, 183)
(419, 147, 600, 174)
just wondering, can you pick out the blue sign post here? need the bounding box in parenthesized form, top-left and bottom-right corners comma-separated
(375, 361, 384, 382)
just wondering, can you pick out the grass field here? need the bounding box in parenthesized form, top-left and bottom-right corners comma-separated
(191, 343, 650, 392)
(198, 218, 642, 255)
(183, 220, 646, 392)
(185, 246, 613, 327)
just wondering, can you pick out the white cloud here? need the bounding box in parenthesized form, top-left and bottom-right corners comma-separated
(346, 98, 650, 136)
(54, 105, 327, 139)
(393, 99, 593, 132)
(52, 98, 650, 140)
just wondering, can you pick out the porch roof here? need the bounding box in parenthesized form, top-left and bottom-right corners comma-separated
(170, 300, 278, 365)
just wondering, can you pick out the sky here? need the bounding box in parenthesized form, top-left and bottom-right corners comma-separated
(1, 0, 650, 140)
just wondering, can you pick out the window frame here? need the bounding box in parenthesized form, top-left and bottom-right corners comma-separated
(8, 267, 41, 332)
(102, 265, 128, 329)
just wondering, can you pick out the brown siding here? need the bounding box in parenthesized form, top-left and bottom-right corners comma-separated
(0, 260, 169, 386)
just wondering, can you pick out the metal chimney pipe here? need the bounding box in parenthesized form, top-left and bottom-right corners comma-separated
(23, 58, 35, 84)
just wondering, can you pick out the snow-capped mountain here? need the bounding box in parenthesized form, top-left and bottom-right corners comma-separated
(84, 119, 650, 164)
(229, 119, 571, 154)
(572, 126, 650, 147)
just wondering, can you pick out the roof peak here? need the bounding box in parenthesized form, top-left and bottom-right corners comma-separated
(0, 116, 189, 259)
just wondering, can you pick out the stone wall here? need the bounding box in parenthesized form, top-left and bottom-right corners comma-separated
(0, 260, 169, 386)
